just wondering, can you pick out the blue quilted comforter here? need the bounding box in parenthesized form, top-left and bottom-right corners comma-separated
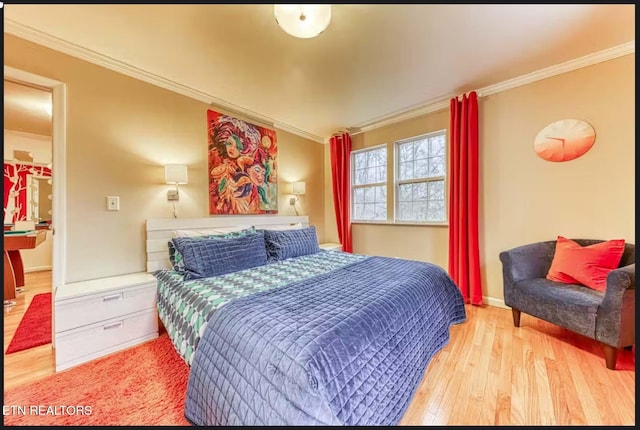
(185, 256, 466, 426)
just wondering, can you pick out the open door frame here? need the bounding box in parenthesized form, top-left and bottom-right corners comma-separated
(5, 66, 67, 349)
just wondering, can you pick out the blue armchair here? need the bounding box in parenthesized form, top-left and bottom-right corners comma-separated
(500, 240, 635, 370)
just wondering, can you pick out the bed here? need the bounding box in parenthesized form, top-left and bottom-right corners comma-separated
(146, 216, 466, 426)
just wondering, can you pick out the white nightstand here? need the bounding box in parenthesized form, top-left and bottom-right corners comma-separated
(54, 272, 158, 371)
(319, 243, 342, 252)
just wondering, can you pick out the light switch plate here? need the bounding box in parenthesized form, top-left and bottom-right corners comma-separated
(107, 196, 120, 211)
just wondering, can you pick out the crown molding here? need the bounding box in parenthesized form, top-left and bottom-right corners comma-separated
(5, 18, 634, 142)
(4, 18, 326, 144)
(476, 40, 635, 97)
(4, 129, 52, 141)
(350, 40, 635, 135)
(350, 99, 451, 135)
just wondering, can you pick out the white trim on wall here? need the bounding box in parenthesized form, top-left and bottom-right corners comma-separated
(4, 18, 325, 144)
(5, 65, 67, 349)
(5, 17, 633, 143)
(483, 296, 508, 310)
(4, 129, 52, 141)
(25, 265, 53, 273)
(347, 40, 635, 135)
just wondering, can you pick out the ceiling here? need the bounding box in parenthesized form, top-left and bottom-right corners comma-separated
(3, 4, 635, 140)
(4, 79, 53, 136)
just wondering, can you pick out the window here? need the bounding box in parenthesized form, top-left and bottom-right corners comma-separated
(395, 131, 447, 223)
(351, 145, 387, 221)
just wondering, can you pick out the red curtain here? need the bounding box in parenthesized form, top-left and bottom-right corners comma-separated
(329, 132, 353, 253)
(448, 91, 482, 305)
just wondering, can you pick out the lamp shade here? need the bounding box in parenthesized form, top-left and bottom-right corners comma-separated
(292, 181, 306, 195)
(274, 5, 331, 39)
(165, 164, 188, 184)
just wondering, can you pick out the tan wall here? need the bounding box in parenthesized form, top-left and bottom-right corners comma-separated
(323, 143, 339, 243)
(22, 230, 53, 272)
(5, 34, 325, 283)
(480, 54, 634, 302)
(349, 110, 450, 269)
(325, 54, 635, 303)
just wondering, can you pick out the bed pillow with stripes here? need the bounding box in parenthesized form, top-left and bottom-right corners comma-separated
(172, 230, 268, 280)
(167, 226, 256, 274)
(263, 225, 321, 262)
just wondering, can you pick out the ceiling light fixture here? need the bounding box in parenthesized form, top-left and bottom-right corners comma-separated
(274, 4, 331, 39)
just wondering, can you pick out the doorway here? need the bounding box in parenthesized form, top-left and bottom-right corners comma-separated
(3, 67, 67, 387)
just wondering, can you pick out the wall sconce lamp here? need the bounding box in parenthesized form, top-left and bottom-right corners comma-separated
(165, 164, 188, 218)
(290, 181, 306, 215)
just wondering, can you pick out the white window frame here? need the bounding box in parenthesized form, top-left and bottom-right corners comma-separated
(393, 130, 448, 225)
(350, 143, 388, 223)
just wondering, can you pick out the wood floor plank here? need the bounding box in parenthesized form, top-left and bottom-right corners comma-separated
(3, 277, 635, 425)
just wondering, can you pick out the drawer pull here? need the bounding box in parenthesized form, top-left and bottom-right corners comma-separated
(102, 293, 123, 302)
(103, 321, 123, 330)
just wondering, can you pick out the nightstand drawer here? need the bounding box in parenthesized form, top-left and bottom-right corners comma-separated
(55, 284, 156, 332)
(55, 309, 158, 369)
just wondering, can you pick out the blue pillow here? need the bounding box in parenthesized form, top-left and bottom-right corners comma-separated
(263, 226, 320, 261)
(172, 231, 268, 280)
(168, 227, 256, 274)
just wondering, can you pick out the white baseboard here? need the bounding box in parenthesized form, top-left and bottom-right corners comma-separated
(483, 296, 508, 309)
(24, 266, 52, 273)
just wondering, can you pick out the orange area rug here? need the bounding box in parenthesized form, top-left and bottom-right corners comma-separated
(3, 334, 190, 426)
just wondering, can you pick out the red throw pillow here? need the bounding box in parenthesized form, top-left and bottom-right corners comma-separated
(546, 236, 626, 292)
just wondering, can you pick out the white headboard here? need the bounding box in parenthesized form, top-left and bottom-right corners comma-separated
(145, 215, 309, 272)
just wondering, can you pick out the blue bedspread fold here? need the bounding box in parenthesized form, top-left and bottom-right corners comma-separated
(185, 256, 466, 426)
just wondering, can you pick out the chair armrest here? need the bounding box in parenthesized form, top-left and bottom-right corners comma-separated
(601, 263, 635, 310)
(597, 264, 635, 347)
(499, 241, 556, 284)
(499, 241, 556, 308)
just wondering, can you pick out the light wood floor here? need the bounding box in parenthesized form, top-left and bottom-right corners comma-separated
(4, 272, 635, 425)
(3, 270, 55, 390)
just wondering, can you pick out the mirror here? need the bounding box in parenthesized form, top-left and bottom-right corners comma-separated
(29, 176, 53, 223)
(3, 78, 53, 226)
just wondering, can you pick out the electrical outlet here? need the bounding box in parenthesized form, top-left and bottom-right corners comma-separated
(107, 196, 120, 211)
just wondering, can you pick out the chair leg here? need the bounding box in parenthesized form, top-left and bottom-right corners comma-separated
(511, 308, 521, 327)
(603, 344, 618, 370)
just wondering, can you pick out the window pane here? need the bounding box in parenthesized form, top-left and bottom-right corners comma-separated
(373, 203, 387, 220)
(414, 158, 429, 179)
(428, 156, 446, 177)
(377, 148, 387, 166)
(398, 184, 412, 202)
(399, 162, 413, 180)
(366, 151, 377, 168)
(398, 202, 412, 221)
(414, 202, 427, 221)
(414, 182, 428, 201)
(430, 135, 446, 156)
(399, 143, 413, 163)
(352, 147, 388, 221)
(394, 132, 446, 222)
(427, 200, 445, 221)
(354, 168, 367, 185)
(428, 180, 445, 200)
(415, 139, 429, 159)
(363, 203, 374, 220)
(366, 167, 378, 184)
(354, 204, 364, 219)
(363, 186, 374, 203)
